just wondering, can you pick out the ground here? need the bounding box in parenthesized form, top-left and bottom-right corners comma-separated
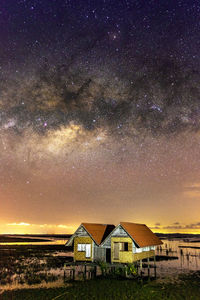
(1, 272, 200, 300)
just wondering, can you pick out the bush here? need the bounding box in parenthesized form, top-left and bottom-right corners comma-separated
(126, 263, 137, 276)
(96, 261, 108, 276)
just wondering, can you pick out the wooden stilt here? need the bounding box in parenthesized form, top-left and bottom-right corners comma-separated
(136, 262, 139, 275)
(83, 264, 86, 280)
(140, 260, 143, 277)
(94, 266, 97, 278)
(70, 269, 73, 280)
(147, 257, 150, 277)
(154, 255, 156, 278)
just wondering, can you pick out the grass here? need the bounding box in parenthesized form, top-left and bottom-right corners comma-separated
(1, 271, 200, 300)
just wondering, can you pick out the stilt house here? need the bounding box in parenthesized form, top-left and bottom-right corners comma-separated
(65, 222, 162, 264)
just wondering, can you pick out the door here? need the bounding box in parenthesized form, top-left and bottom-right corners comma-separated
(85, 244, 91, 258)
(113, 242, 120, 260)
(106, 248, 111, 263)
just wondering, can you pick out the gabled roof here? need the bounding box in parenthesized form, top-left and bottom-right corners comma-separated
(65, 223, 115, 246)
(82, 223, 115, 245)
(120, 222, 162, 247)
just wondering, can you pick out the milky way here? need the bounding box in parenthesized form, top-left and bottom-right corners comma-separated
(0, 0, 200, 233)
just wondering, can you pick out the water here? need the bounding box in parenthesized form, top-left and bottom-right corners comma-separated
(0, 236, 67, 246)
(0, 240, 66, 246)
(155, 239, 200, 277)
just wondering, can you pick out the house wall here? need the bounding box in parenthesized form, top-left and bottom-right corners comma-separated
(74, 236, 93, 262)
(93, 244, 106, 261)
(132, 250, 155, 262)
(76, 226, 88, 236)
(112, 226, 129, 237)
(111, 237, 133, 263)
(66, 225, 90, 247)
(111, 236, 155, 263)
(103, 237, 112, 248)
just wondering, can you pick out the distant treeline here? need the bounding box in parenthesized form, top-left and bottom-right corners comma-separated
(156, 233, 200, 239)
(0, 234, 72, 238)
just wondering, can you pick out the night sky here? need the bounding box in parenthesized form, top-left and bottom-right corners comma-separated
(0, 0, 200, 234)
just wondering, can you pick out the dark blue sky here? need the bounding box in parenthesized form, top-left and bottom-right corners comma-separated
(1, 0, 199, 68)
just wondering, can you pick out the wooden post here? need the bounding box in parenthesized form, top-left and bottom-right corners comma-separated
(154, 255, 156, 278)
(70, 269, 73, 280)
(63, 263, 66, 282)
(84, 264, 87, 280)
(140, 260, 143, 277)
(147, 258, 150, 278)
(94, 265, 97, 278)
(72, 268, 75, 281)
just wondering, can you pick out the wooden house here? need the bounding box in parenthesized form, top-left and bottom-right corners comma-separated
(66, 222, 162, 264)
(65, 223, 115, 262)
(101, 222, 163, 264)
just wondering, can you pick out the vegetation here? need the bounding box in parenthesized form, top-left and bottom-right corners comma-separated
(1, 271, 200, 300)
(0, 244, 73, 286)
(95, 261, 138, 279)
(96, 261, 108, 276)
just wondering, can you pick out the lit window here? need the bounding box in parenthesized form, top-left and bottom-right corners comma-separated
(77, 244, 91, 258)
(77, 244, 86, 251)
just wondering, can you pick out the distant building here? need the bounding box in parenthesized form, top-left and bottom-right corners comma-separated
(65, 222, 162, 263)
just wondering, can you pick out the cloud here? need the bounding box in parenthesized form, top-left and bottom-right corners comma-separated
(6, 222, 74, 231)
(163, 225, 183, 230)
(57, 224, 70, 229)
(184, 183, 200, 199)
(7, 222, 30, 226)
(150, 226, 160, 230)
(163, 222, 200, 230)
(185, 222, 200, 229)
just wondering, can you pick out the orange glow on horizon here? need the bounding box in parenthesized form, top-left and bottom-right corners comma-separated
(0, 223, 77, 235)
(0, 222, 200, 235)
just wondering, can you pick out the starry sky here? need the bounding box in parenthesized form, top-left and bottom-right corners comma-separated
(0, 0, 200, 234)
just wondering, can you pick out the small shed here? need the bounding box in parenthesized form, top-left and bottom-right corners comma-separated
(65, 223, 115, 262)
(101, 222, 163, 264)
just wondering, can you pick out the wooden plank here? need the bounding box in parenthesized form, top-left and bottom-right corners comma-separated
(114, 242, 120, 260)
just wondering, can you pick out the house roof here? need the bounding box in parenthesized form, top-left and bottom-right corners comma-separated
(66, 221, 162, 248)
(82, 223, 115, 245)
(120, 222, 162, 247)
(65, 223, 115, 246)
